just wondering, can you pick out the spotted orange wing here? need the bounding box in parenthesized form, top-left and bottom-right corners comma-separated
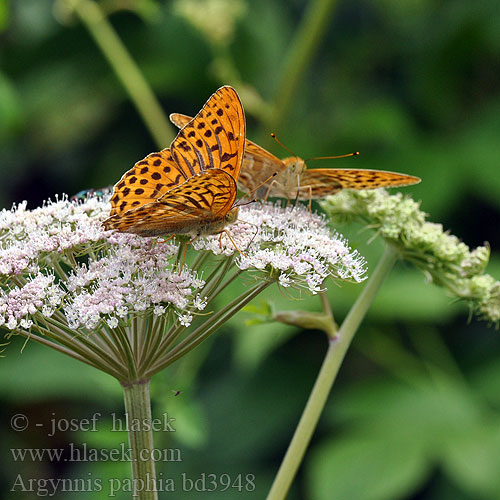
(108, 149, 185, 217)
(170, 112, 286, 197)
(290, 168, 421, 200)
(103, 169, 237, 237)
(105, 86, 245, 232)
(170, 86, 245, 180)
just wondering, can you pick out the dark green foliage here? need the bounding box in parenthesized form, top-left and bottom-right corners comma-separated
(1, 1, 500, 499)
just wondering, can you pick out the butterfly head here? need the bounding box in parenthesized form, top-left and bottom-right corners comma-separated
(225, 207, 239, 225)
(282, 157, 307, 175)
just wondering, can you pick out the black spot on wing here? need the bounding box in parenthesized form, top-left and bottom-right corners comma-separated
(221, 151, 238, 162)
(166, 174, 183, 187)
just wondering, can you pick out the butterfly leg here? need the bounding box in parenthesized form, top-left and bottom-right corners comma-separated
(307, 186, 313, 214)
(292, 174, 302, 209)
(221, 230, 247, 257)
(157, 234, 176, 245)
(178, 237, 197, 273)
(264, 179, 277, 203)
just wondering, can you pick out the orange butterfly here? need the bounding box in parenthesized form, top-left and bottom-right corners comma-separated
(170, 114, 421, 200)
(103, 86, 245, 239)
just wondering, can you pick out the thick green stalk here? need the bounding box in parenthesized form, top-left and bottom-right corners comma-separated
(266, 246, 397, 500)
(65, 0, 174, 148)
(265, 0, 339, 135)
(122, 379, 157, 500)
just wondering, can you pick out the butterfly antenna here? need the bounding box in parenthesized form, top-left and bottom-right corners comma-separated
(236, 198, 258, 208)
(270, 133, 297, 157)
(305, 151, 360, 162)
(236, 172, 279, 206)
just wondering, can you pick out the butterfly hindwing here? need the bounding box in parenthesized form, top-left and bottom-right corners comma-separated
(169, 113, 191, 129)
(104, 170, 237, 237)
(238, 139, 286, 197)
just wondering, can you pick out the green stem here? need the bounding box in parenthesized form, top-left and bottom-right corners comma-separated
(265, 246, 397, 500)
(143, 256, 236, 370)
(65, 0, 174, 148)
(113, 324, 138, 380)
(122, 379, 157, 500)
(265, 0, 339, 136)
(145, 280, 272, 377)
(41, 316, 128, 376)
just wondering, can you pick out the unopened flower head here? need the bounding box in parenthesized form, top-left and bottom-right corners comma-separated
(321, 189, 500, 325)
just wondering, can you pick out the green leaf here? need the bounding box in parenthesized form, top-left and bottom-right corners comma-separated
(441, 419, 500, 499)
(232, 321, 295, 371)
(307, 433, 429, 500)
(330, 375, 480, 441)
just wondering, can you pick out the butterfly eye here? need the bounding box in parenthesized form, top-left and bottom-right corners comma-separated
(225, 208, 239, 223)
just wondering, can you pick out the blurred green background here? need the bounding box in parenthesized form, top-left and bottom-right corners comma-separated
(2, 0, 500, 499)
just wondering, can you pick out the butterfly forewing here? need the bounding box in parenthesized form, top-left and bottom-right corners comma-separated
(170, 107, 421, 201)
(170, 113, 286, 196)
(293, 168, 420, 199)
(171, 86, 245, 180)
(109, 148, 188, 216)
(238, 139, 286, 196)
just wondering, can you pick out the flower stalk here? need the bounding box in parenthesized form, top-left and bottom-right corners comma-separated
(266, 245, 397, 500)
(122, 379, 157, 500)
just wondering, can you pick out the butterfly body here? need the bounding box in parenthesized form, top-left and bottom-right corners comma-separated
(268, 157, 313, 199)
(103, 87, 245, 239)
(170, 112, 421, 200)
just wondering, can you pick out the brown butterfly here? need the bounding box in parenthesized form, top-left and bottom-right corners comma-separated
(170, 113, 421, 200)
(103, 86, 245, 239)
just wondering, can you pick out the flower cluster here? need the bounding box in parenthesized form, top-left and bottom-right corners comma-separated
(0, 196, 205, 331)
(65, 243, 205, 330)
(192, 202, 367, 293)
(321, 190, 500, 324)
(0, 194, 365, 335)
(0, 197, 107, 279)
(0, 272, 64, 330)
